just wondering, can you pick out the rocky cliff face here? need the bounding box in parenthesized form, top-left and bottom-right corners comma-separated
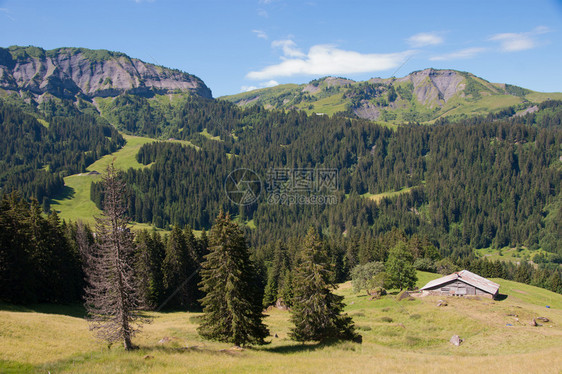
(0, 46, 212, 100)
(370, 68, 467, 107)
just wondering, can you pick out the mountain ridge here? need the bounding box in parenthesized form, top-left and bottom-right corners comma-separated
(222, 68, 562, 122)
(0, 45, 212, 101)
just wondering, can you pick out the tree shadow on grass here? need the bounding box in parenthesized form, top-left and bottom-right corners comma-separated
(258, 341, 337, 354)
(0, 302, 86, 318)
(50, 185, 75, 204)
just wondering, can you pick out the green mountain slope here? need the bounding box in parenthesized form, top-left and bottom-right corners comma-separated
(222, 69, 562, 123)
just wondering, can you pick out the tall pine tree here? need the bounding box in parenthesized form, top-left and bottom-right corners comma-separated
(83, 163, 147, 350)
(198, 211, 269, 346)
(290, 227, 359, 343)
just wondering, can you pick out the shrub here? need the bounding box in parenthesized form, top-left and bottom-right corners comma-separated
(351, 261, 386, 294)
(413, 258, 435, 272)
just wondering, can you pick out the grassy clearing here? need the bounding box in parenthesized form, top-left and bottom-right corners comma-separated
(50, 134, 156, 228)
(200, 128, 222, 142)
(302, 94, 348, 116)
(362, 186, 416, 203)
(476, 246, 553, 264)
(525, 92, 562, 102)
(50, 132, 199, 233)
(435, 95, 522, 120)
(36, 118, 49, 128)
(2, 273, 562, 373)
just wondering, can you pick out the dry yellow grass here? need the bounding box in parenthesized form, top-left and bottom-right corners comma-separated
(1, 276, 562, 373)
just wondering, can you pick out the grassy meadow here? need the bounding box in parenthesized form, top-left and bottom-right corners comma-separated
(2, 272, 562, 373)
(50, 134, 155, 227)
(48, 134, 196, 233)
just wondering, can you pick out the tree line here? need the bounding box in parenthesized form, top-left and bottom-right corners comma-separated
(2, 186, 561, 310)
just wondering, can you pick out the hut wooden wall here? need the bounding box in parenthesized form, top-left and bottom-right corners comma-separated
(423, 280, 493, 298)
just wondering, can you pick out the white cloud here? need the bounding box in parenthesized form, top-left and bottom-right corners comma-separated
(407, 32, 444, 47)
(252, 29, 268, 39)
(430, 47, 486, 61)
(489, 33, 534, 52)
(257, 8, 268, 17)
(241, 85, 259, 92)
(262, 80, 279, 87)
(489, 26, 550, 52)
(271, 39, 305, 57)
(247, 40, 413, 80)
(241, 80, 279, 92)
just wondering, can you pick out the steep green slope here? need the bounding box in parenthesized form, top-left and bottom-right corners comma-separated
(50, 134, 156, 226)
(222, 69, 562, 123)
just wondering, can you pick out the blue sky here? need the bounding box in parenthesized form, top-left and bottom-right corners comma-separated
(1, 0, 561, 97)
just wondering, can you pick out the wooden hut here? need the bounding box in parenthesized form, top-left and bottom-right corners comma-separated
(420, 270, 499, 299)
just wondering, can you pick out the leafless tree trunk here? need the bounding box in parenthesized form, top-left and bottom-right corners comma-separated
(83, 162, 147, 350)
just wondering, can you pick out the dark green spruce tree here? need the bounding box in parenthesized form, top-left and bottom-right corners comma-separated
(162, 225, 198, 309)
(198, 211, 269, 346)
(290, 227, 360, 343)
(134, 229, 165, 309)
(263, 240, 289, 307)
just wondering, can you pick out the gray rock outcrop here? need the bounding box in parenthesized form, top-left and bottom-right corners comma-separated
(0, 46, 212, 100)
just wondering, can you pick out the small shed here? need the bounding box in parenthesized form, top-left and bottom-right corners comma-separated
(420, 270, 500, 299)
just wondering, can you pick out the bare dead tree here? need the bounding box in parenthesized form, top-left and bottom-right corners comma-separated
(83, 162, 148, 350)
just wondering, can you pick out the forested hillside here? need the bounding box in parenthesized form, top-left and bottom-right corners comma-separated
(0, 100, 124, 205)
(0, 47, 560, 303)
(90, 98, 562, 259)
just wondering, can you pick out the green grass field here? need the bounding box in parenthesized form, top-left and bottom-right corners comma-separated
(362, 186, 416, 203)
(2, 273, 561, 373)
(200, 128, 222, 141)
(476, 247, 555, 264)
(50, 134, 156, 228)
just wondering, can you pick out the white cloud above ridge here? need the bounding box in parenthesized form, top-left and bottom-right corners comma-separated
(430, 47, 487, 61)
(489, 26, 550, 52)
(241, 79, 279, 92)
(247, 40, 414, 80)
(407, 32, 444, 47)
(271, 39, 305, 57)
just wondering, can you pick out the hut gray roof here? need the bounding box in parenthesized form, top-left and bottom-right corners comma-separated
(420, 270, 500, 295)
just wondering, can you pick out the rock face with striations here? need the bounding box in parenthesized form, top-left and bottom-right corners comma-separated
(370, 68, 466, 108)
(0, 46, 212, 100)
